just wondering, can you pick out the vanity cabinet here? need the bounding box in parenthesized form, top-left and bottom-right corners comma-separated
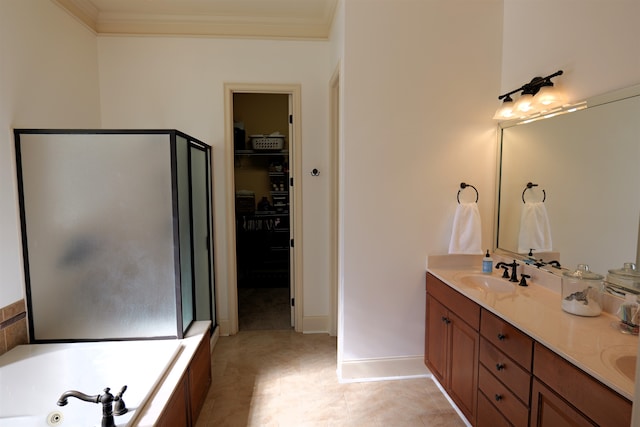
(425, 272, 632, 427)
(477, 310, 533, 427)
(425, 273, 480, 424)
(531, 342, 631, 427)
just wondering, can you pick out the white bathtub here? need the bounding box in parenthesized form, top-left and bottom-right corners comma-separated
(0, 340, 182, 427)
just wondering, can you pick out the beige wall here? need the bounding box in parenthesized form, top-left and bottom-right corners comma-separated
(337, 0, 640, 374)
(339, 0, 503, 364)
(0, 0, 101, 308)
(2, 0, 638, 377)
(501, 0, 640, 101)
(96, 36, 332, 326)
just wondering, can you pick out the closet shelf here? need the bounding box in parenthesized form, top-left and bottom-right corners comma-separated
(235, 149, 289, 156)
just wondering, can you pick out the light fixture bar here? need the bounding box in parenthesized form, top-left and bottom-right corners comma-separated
(498, 70, 563, 101)
(494, 70, 566, 121)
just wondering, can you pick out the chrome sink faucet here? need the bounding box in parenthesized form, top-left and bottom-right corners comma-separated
(57, 386, 127, 427)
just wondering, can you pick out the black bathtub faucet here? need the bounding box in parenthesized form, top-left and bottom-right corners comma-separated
(57, 385, 127, 427)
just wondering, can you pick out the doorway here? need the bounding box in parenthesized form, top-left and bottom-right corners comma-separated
(224, 84, 303, 334)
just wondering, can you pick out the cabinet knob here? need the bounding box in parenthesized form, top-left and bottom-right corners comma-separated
(496, 363, 505, 371)
(441, 316, 451, 324)
(497, 333, 506, 341)
(494, 394, 503, 402)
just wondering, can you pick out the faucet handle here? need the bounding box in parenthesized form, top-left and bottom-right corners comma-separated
(519, 274, 531, 287)
(500, 267, 510, 279)
(114, 385, 128, 416)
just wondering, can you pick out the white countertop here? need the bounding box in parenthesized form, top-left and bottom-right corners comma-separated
(427, 256, 637, 401)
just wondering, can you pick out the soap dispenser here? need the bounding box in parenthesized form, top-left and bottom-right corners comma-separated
(482, 250, 493, 273)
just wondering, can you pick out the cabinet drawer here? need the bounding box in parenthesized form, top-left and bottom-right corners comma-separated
(480, 309, 533, 370)
(533, 343, 631, 427)
(426, 273, 480, 330)
(478, 364, 529, 427)
(477, 390, 511, 427)
(479, 337, 531, 403)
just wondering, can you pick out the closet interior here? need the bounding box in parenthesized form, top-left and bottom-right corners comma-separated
(233, 93, 292, 330)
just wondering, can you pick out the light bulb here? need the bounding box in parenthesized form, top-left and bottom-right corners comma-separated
(514, 93, 535, 113)
(493, 96, 515, 120)
(534, 85, 566, 110)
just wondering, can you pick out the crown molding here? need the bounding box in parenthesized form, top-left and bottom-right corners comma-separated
(51, 0, 337, 40)
(52, 0, 99, 33)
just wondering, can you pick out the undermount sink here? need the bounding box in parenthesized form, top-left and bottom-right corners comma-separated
(454, 273, 516, 294)
(601, 345, 637, 382)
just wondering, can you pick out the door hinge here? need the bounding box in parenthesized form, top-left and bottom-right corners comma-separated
(290, 238, 294, 248)
(289, 114, 293, 124)
(291, 298, 295, 307)
(289, 177, 293, 187)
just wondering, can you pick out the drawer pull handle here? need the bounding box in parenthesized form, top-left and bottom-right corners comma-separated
(495, 394, 503, 402)
(497, 333, 506, 341)
(496, 363, 505, 371)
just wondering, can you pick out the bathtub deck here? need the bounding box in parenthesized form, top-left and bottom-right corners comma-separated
(0, 339, 182, 427)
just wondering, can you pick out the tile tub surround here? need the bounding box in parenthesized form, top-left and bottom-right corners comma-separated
(427, 254, 638, 401)
(0, 299, 28, 356)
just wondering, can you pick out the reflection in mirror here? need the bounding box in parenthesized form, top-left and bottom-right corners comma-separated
(496, 85, 640, 285)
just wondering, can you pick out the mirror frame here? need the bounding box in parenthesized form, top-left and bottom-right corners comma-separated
(493, 83, 640, 282)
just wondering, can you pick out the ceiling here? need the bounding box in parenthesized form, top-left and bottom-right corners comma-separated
(52, 0, 338, 40)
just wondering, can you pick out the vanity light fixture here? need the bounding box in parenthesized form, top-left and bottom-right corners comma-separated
(493, 70, 566, 120)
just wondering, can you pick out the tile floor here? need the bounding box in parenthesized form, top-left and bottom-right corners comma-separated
(195, 330, 466, 426)
(238, 287, 291, 331)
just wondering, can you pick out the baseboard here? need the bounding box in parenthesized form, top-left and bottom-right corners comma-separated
(302, 315, 329, 333)
(338, 356, 431, 383)
(209, 324, 220, 353)
(217, 319, 231, 336)
(430, 375, 472, 427)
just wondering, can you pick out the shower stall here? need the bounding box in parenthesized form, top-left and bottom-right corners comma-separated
(14, 129, 215, 342)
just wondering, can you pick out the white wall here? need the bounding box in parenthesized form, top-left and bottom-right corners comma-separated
(96, 36, 332, 329)
(338, 0, 503, 369)
(4, 0, 637, 380)
(0, 0, 101, 307)
(501, 0, 640, 102)
(500, 0, 640, 421)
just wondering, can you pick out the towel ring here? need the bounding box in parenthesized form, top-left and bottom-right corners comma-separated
(522, 182, 546, 203)
(457, 182, 479, 204)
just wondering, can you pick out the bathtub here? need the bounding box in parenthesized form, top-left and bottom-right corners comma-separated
(0, 339, 182, 427)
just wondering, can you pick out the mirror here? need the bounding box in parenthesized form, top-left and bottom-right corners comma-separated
(496, 84, 640, 283)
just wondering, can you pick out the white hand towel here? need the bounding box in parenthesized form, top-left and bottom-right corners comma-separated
(518, 201, 552, 253)
(448, 202, 482, 254)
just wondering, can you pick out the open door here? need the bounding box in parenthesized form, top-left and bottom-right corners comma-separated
(224, 84, 302, 334)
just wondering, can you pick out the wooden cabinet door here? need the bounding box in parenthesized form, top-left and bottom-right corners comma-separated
(425, 294, 448, 386)
(448, 311, 479, 424)
(189, 336, 212, 424)
(533, 343, 631, 427)
(157, 374, 189, 427)
(530, 379, 595, 427)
